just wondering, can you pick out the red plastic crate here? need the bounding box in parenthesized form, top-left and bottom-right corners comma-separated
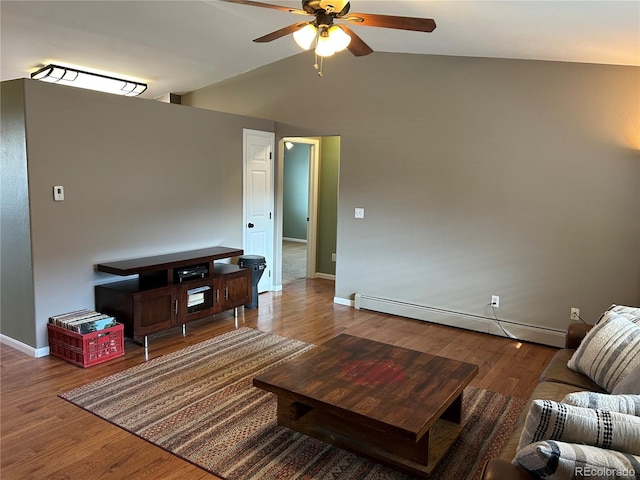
(47, 322, 124, 368)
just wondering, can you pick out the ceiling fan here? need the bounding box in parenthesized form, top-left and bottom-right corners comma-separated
(219, 0, 436, 61)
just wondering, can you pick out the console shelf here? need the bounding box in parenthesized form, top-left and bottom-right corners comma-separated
(95, 246, 251, 344)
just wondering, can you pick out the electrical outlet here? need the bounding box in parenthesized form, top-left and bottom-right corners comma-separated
(354, 207, 365, 219)
(570, 307, 580, 321)
(331, 253, 336, 262)
(491, 295, 500, 308)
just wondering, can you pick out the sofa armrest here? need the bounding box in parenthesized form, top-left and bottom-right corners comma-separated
(481, 459, 535, 480)
(565, 322, 593, 349)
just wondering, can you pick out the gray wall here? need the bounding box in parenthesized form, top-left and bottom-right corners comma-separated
(184, 52, 639, 336)
(2, 79, 273, 349)
(1, 80, 36, 346)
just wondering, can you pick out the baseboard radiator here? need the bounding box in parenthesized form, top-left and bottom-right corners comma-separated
(354, 293, 565, 347)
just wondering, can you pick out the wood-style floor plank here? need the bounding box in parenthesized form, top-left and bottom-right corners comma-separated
(1, 279, 556, 479)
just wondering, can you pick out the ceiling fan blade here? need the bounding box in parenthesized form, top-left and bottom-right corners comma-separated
(218, 0, 307, 16)
(253, 21, 309, 42)
(340, 25, 373, 57)
(344, 12, 436, 32)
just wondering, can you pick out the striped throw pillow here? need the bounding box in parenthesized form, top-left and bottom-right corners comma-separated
(613, 366, 640, 395)
(568, 313, 640, 392)
(562, 392, 640, 415)
(598, 304, 640, 325)
(514, 440, 640, 480)
(517, 399, 640, 455)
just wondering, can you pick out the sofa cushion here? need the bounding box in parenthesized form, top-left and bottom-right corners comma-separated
(568, 313, 640, 392)
(540, 349, 606, 391)
(498, 382, 585, 463)
(513, 440, 640, 480)
(613, 365, 640, 395)
(562, 392, 640, 415)
(517, 399, 640, 455)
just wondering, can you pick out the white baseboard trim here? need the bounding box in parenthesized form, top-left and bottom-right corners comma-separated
(353, 293, 565, 347)
(333, 297, 354, 307)
(315, 273, 335, 281)
(1, 334, 49, 358)
(282, 237, 307, 243)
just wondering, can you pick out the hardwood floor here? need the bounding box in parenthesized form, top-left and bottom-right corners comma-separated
(1, 279, 556, 479)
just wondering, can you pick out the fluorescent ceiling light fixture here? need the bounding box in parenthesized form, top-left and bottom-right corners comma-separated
(31, 64, 147, 96)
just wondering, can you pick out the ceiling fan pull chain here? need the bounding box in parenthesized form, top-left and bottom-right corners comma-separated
(314, 52, 324, 77)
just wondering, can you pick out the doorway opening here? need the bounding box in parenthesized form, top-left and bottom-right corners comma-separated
(277, 136, 339, 288)
(281, 138, 318, 285)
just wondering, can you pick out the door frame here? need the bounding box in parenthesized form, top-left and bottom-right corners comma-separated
(277, 137, 320, 285)
(243, 129, 275, 292)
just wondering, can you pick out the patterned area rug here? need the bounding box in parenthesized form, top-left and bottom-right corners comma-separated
(61, 328, 525, 480)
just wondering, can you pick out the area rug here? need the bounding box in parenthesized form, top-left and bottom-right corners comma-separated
(60, 327, 525, 480)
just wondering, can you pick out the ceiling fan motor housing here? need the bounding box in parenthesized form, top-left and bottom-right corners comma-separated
(303, 0, 350, 17)
(315, 13, 335, 27)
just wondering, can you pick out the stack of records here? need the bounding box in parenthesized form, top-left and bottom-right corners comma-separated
(49, 309, 117, 335)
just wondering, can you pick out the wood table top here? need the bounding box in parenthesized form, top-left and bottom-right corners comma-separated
(253, 334, 479, 442)
(96, 246, 243, 276)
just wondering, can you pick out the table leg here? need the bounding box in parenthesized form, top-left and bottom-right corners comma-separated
(441, 393, 463, 423)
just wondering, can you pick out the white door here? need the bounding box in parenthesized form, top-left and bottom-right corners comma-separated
(243, 129, 275, 293)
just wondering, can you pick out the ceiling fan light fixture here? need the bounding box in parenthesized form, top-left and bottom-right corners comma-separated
(327, 25, 351, 52)
(315, 28, 336, 57)
(30, 64, 147, 97)
(293, 24, 317, 50)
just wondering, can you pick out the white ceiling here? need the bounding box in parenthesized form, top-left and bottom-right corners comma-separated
(1, 0, 639, 100)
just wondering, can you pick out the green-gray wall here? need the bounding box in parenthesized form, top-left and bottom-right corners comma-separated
(316, 137, 339, 276)
(1, 79, 274, 350)
(183, 52, 640, 339)
(283, 143, 310, 240)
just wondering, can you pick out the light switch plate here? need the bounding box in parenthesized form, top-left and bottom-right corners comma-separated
(53, 185, 64, 201)
(354, 207, 365, 219)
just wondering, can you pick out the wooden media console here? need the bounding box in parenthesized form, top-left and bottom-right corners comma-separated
(95, 247, 251, 345)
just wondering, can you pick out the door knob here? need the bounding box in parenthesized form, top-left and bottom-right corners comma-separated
(247, 223, 255, 228)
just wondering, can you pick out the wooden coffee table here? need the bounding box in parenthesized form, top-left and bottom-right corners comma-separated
(253, 334, 479, 477)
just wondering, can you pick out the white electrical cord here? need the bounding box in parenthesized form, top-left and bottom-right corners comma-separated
(490, 303, 517, 339)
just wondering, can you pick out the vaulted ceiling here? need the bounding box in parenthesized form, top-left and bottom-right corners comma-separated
(1, 1, 638, 100)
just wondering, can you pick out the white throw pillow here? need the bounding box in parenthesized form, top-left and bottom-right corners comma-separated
(562, 392, 640, 415)
(598, 304, 640, 325)
(568, 312, 640, 392)
(514, 440, 640, 480)
(517, 399, 640, 455)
